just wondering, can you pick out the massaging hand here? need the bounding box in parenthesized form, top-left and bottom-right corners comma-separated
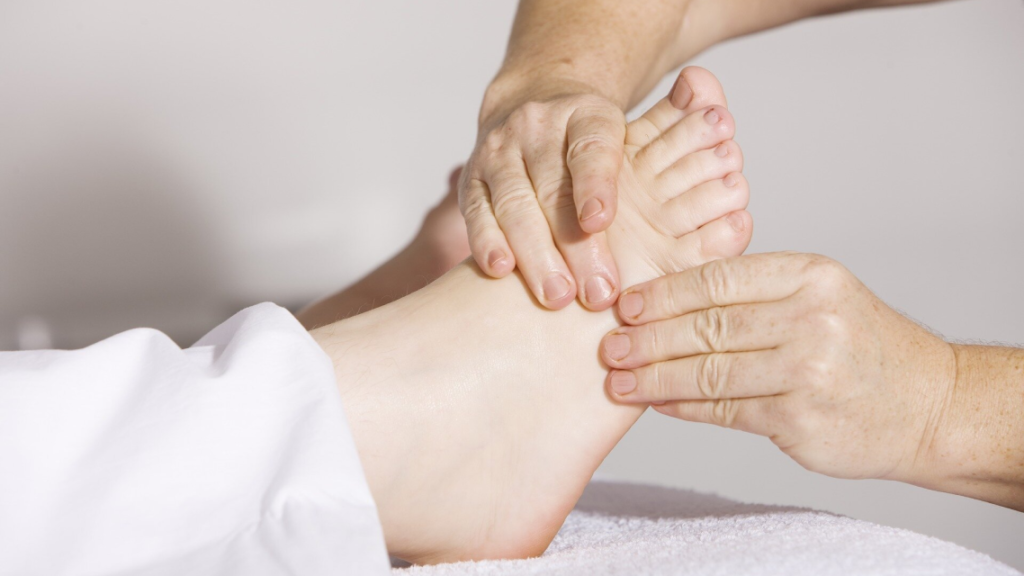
(601, 252, 957, 482)
(460, 88, 626, 311)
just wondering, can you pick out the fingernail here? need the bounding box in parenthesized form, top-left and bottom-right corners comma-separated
(585, 276, 613, 304)
(580, 198, 604, 222)
(715, 143, 730, 157)
(671, 75, 693, 110)
(724, 172, 740, 188)
(727, 211, 746, 232)
(619, 292, 644, 318)
(543, 274, 572, 302)
(603, 334, 631, 361)
(487, 249, 507, 269)
(610, 371, 637, 395)
(704, 108, 721, 125)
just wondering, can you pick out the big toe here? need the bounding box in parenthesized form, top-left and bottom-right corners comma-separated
(626, 66, 728, 149)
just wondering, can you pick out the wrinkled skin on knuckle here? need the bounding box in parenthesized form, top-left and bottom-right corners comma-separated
(696, 307, 727, 353)
(459, 187, 492, 221)
(699, 260, 733, 307)
(567, 134, 618, 164)
(533, 175, 574, 208)
(491, 189, 538, 223)
(696, 354, 726, 399)
(709, 399, 740, 429)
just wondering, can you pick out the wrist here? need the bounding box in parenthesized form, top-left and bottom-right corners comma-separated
(905, 344, 1024, 509)
(479, 69, 622, 131)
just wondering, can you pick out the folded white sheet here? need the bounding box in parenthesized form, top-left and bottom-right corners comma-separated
(396, 480, 1020, 576)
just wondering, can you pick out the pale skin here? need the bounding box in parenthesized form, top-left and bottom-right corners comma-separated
(472, 0, 1024, 510)
(600, 253, 1024, 511)
(304, 71, 753, 563)
(465, 0, 939, 310)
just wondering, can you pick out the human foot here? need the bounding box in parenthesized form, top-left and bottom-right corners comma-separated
(296, 168, 470, 328)
(311, 67, 751, 564)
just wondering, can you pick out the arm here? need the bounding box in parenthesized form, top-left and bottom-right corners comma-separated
(480, 0, 705, 124)
(601, 253, 1024, 511)
(924, 344, 1024, 509)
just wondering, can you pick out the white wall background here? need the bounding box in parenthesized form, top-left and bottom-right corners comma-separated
(1, 0, 1022, 569)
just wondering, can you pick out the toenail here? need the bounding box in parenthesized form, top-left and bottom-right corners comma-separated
(715, 143, 730, 157)
(727, 211, 746, 232)
(670, 75, 693, 110)
(603, 334, 631, 361)
(704, 108, 721, 125)
(542, 274, 572, 302)
(724, 173, 741, 188)
(487, 249, 508, 269)
(585, 276, 613, 304)
(610, 371, 637, 395)
(619, 292, 644, 318)
(580, 198, 604, 222)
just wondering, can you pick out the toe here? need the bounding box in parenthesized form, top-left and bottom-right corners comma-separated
(626, 67, 728, 149)
(657, 173, 749, 238)
(655, 140, 744, 200)
(635, 105, 735, 175)
(676, 210, 754, 267)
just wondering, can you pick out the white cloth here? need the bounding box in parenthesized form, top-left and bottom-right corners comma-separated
(0, 303, 390, 576)
(396, 480, 1022, 576)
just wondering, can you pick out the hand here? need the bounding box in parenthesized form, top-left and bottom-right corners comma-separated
(600, 252, 958, 483)
(460, 89, 627, 310)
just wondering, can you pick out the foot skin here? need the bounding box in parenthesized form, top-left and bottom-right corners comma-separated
(311, 67, 751, 564)
(296, 167, 471, 328)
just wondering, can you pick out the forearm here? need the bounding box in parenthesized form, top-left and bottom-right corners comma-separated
(481, 0, 705, 126)
(918, 344, 1024, 511)
(708, 0, 949, 45)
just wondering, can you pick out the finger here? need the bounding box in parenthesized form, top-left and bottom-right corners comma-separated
(601, 300, 793, 369)
(459, 174, 515, 277)
(523, 131, 620, 310)
(565, 105, 626, 234)
(651, 395, 780, 437)
(485, 151, 577, 309)
(608, 350, 790, 405)
(617, 250, 809, 325)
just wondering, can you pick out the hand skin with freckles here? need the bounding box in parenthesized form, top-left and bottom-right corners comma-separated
(601, 252, 1024, 511)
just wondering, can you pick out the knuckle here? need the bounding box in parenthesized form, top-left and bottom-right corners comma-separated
(490, 189, 538, 222)
(567, 135, 618, 163)
(794, 354, 833, 392)
(709, 399, 740, 428)
(481, 130, 507, 155)
(801, 255, 849, 292)
(533, 175, 574, 206)
(698, 260, 733, 306)
(696, 354, 727, 399)
(696, 308, 727, 352)
(459, 190, 491, 220)
(517, 101, 547, 123)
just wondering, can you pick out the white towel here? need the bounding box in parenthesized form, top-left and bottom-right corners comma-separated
(395, 480, 1020, 576)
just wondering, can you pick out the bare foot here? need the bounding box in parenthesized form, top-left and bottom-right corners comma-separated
(311, 67, 751, 564)
(296, 167, 470, 328)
